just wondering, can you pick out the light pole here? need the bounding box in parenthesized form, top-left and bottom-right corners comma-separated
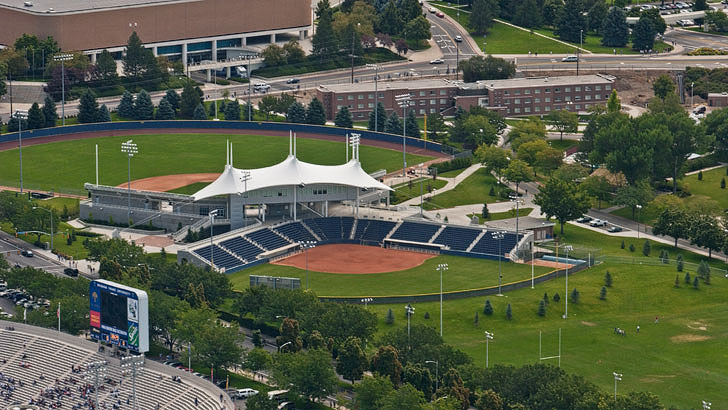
(484, 331, 494, 368)
(361, 297, 373, 308)
(366, 64, 381, 132)
(209, 209, 218, 270)
(53, 53, 73, 126)
(691, 82, 695, 107)
(577, 30, 583, 76)
(510, 194, 523, 234)
(121, 354, 145, 410)
(436, 263, 448, 337)
(85, 360, 107, 410)
(563, 245, 573, 319)
(300, 240, 316, 289)
(350, 22, 361, 84)
(613, 372, 622, 400)
(241, 170, 251, 225)
(702, 400, 712, 410)
(425, 360, 439, 393)
(491, 231, 506, 295)
(636, 204, 642, 239)
(405, 304, 415, 346)
(32, 206, 53, 251)
(121, 140, 138, 225)
(14, 110, 27, 193)
(395, 93, 412, 177)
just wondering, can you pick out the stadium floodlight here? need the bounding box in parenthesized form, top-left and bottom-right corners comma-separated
(121, 140, 138, 224)
(563, 245, 573, 319)
(300, 241, 316, 289)
(349, 133, 361, 161)
(404, 304, 415, 346)
(436, 263, 448, 337)
(395, 93, 413, 177)
(360, 297, 373, 308)
(32, 206, 53, 251)
(52, 53, 73, 126)
(209, 209, 219, 270)
(490, 231, 506, 296)
(85, 360, 108, 410)
(702, 400, 711, 410)
(425, 360, 439, 392)
(366, 64, 382, 132)
(14, 110, 27, 193)
(636, 204, 642, 239)
(121, 354, 145, 410)
(240, 171, 251, 225)
(484, 331, 494, 368)
(613, 372, 622, 400)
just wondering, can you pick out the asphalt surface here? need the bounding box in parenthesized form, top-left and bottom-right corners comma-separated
(663, 27, 728, 52)
(0, 230, 70, 276)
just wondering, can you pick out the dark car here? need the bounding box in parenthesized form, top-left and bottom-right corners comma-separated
(607, 226, 623, 233)
(21, 250, 34, 257)
(286, 78, 300, 84)
(63, 268, 79, 277)
(576, 216, 592, 223)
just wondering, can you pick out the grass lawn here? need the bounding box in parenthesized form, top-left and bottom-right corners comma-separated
(391, 177, 448, 205)
(229, 254, 552, 297)
(548, 139, 579, 151)
(368, 260, 728, 408)
(469, 207, 533, 224)
(423, 168, 502, 209)
(1, 221, 93, 260)
(0, 134, 432, 195)
(167, 182, 209, 195)
(438, 167, 469, 178)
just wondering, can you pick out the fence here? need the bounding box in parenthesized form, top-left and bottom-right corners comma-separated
(597, 254, 728, 276)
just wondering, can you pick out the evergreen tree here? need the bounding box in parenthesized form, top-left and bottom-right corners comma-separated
(78, 90, 99, 124)
(553, 292, 560, 302)
(6, 117, 28, 133)
(306, 97, 326, 125)
(385, 111, 403, 135)
(96, 49, 118, 82)
(155, 98, 175, 120)
(537, 300, 546, 316)
(334, 106, 353, 128)
(209, 101, 219, 118)
(513, 0, 542, 28)
(482, 203, 490, 219)
(483, 299, 493, 315)
(704, 270, 711, 285)
(629, 243, 635, 252)
(543, 292, 549, 305)
(180, 81, 203, 119)
(601, 8, 629, 48)
(505, 303, 512, 320)
(96, 104, 111, 122)
(27, 102, 45, 130)
(165, 89, 180, 111)
(474, 311, 479, 326)
(607, 90, 621, 113)
(676, 254, 684, 272)
(405, 109, 419, 138)
(587, 1, 608, 34)
(642, 240, 651, 256)
(599, 286, 607, 300)
(570, 288, 580, 304)
(41, 96, 58, 128)
(224, 99, 241, 120)
(122, 32, 147, 78)
(385, 308, 395, 324)
(470, 0, 499, 33)
(368, 102, 387, 131)
(193, 103, 208, 120)
(697, 261, 710, 279)
(117, 91, 135, 119)
(312, 0, 337, 60)
(555, 0, 587, 43)
(698, 170, 703, 180)
(674, 274, 680, 288)
(632, 16, 655, 51)
(693, 276, 699, 289)
(287, 102, 307, 123)
(684, 272, 691, 284)
(604, 271, 613, 287)
(379, 0, 404, 35)
(620, 239, 625, 249)
(133, 89, 154, 120)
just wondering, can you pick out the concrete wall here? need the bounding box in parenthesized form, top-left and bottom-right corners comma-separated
(80, 201, 204, 232)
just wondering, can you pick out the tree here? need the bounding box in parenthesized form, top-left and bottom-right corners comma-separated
(601, 7, 629, 47)
(27, 102, 44, 130)
(354, 375, 395, 410)
(476, 146, 510, 183)
(505, 303, 512, 320)
(406, 16, 432, 46)
(97, 104, 111, 122)
(386, 308, 395, 324)
(272, 348, 338, 402)
(78, 90, 99, 123)
(435, 368, 470, 410)
(653, 74, 675, 100)
(507, 118, 547, 151)
(313, 0, 338, 60)
(276, 318, 303, 352)
(405, 109, 420, 138)
(193, 103, 207, 120)
(606, 90, 621, 113)
(122, 32, 147, 78)
(96, 49, 117, 82)
(244, 347, 272, 377)
(605, 271, 613, 287)
(470, 0, 499, 33)
(379, 0, 404, 36)
(385, 111, 403, 135)
(369, 102, 387, 131)
(676, 254, 684, 272)
(287, 101, 307, 123)
(642, 240, 651, 256)
(614, 181, 654, 219)
(503, 159, 533, 195)
(685, 272, 692, 284)
(632, 16, 655, 51)
(246, 394, 278, 410)
(258, 95, 277, 121)
(483, 299, 493, 315)
(155, 97, 175, 120)
(538, 300, 547, 316)
(180, 81, 202, 119)
(555, 0, 587, 43)
(534, 179, 591, 234)
(689, 215, 725, 258)
(653, 208, 691, 248)
(547, 109, 578, 141)
(223, 99, 240, 121)
(642, 8, 667, 36)
(335, 105, 353, 128)
(693, 276, 700, 289)
(459, 55, 516, 83)
(694, 0, 708, 10)
(337, 336, 368, 383)
(599, 286, 607, 300)
(371, 345, 402, 386)
(378, 383, 426, 410)
(580, 175, 611, 209)
(118, 91, 135, 119)
(41, 96, 58, 128)
(427, 112, 447, 138)
(570, 288, 580, 304)
(475, 389, 504, 410)
(513, 0, 542, 28)
(133, 89, 154, 120)
(697, 260, 710, 279)
(517, 140, 550, 174)
(165, 89, 180, 111)
(283, 40, 306, 64)
(587, 1, 608, 34)
(262, 44, 286, 66)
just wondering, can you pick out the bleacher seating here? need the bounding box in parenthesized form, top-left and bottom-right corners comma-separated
(353, 219, 397, 243)
(247, 228, 291, 251)
(432, 226, 483, 251)
(219, 236, 265, 262)
(303, 217, 353, 241)
(193, 245, 243, 270)
(389, 221, 441, 243)
(272, 221, 318, 243)
(470, 232, 522, 256)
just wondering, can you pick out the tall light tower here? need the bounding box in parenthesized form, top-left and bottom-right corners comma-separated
(425, 360, 439, 392)
(405, 304, 415, 346)
(360, 297, 373, 308)
(121, 354, 145, 410)
(563, 245, 573, 319)
(491, 231, 506, 295)
(53, 53, 73, 126)
(121, 140, 138, 225)
(366, 64, 382, 132)
(484, 331, 494, 368)
(241, 170, 251, 225)
(85, 360, 108, 410)
(300, 240, 316, 289)
(613, 372, 622, 400)
(702, 400, 711, 410)
(436, 263, 448, 337)
(209, 209, 218, 270)
(395, 93, 412, 177)
(14, 110, 27, 193)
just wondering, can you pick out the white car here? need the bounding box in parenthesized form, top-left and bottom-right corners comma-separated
(428, 6, 436, 13)
(561, 55, 578, 62)
(429, 58, 444, 64)
(589, 219, 607, 227)
(234, 388, 259, 399)
(454, 35, 463, 42)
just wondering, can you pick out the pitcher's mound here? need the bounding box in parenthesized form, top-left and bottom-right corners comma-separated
(272, 244, 436, 274)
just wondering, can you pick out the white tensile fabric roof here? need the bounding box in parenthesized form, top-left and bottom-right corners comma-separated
(192, 155, 392, 201)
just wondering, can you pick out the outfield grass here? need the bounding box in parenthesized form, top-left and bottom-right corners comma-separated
(229, 254, 552, 297)
(424, 168, 502, 209)
(0, 134, 432, 194)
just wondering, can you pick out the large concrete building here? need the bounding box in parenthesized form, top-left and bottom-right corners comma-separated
(0, 0, 312, 64)
(316, 74, 616, 120)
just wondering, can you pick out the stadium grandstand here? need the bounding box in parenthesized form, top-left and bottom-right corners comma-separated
(0, 321, 231, 409)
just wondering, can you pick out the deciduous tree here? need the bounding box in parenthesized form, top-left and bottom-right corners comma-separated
(534, 179, 591, 234)
(337, 336, 368, 383)
(601, 7, 629, 47)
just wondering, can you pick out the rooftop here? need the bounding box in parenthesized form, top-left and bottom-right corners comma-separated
(466, 74, 615, 90)
(318, 78, 456, 94)
(0, 0, 198, 14)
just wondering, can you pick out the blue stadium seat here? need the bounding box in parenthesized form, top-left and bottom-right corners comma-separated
(273, 221, 318, 243)
(389, 221, 441, 243)
(470, 232, 522, 256)
(220, 236, 265, 262)
(354, 219, 397, 243)
(303, 217, 354, 241)
(432, 226, 482, 251)
(193, 245, 244, 270)
(246, 228, 291, 251)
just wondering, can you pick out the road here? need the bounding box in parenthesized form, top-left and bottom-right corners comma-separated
(663, 27, 728, 52)
(0, 230, 68, 275)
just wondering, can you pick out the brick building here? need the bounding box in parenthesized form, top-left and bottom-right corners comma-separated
(707, 92, 728, 107)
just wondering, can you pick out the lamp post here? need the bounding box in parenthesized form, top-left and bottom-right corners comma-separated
(241, 170, 251, 225)
(636, 204, 642, 239)
(436, 263, 448, 337)
(121, 140, 138, 225)
(691, 82, 695, 107)
(425, 360, 439, 393)
(361, 297, 373, 308)
(577, 30, 583, 76)
(85, 360, 108, 410)
(702, 400, 711, 410)
(366, 64, 381, 132)
(32, 206, 53, 251)
(14, 110, 27, 193)
(491, 231, 506, 295)
(613, 372, 622, 400)
(405, 304, 415, 346)
(395, 93, 412, 177)
(484, 331, 494, 368)
(209, 209, 218, 270)
(121, 354, 145, 410)
(350, 23, 361, 84)
(53, 53, 73, 126)
(300, 240, 316, 289)
(563, 245, 573, 319)
(510, 194, 523, 234)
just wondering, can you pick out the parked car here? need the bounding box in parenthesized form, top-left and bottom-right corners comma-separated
(428, 6, 436, 13)
(63, 267, 79, 277)
(286, 78, 300, 84)
(430, 58, 444, 64)
(561, 55, 578, 62)
(233, 388, 259, 399)
(589, 219, 607, 227)
(607, 226, 623, 233)
(436, 11, 444, 17)
(576, 216, 592, 223)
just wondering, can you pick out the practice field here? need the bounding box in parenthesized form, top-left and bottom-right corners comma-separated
(0, 134, 433, 195)
(230, 250, 552, 297)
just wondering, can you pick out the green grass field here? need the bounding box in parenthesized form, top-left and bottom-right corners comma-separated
(0, 134, 432, 195)
(167, 182, 209, 195)
(424, 168, 503, 209)
(548, 139, 579, 151)
(229, 254, 552, 297)
(391, 177, 448, 205)
(469, 207, 534, 224)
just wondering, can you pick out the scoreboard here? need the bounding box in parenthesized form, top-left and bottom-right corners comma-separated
(89, 279, 149, 353)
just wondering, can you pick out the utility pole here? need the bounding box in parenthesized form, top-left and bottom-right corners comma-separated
(121, 355, 145, 410)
